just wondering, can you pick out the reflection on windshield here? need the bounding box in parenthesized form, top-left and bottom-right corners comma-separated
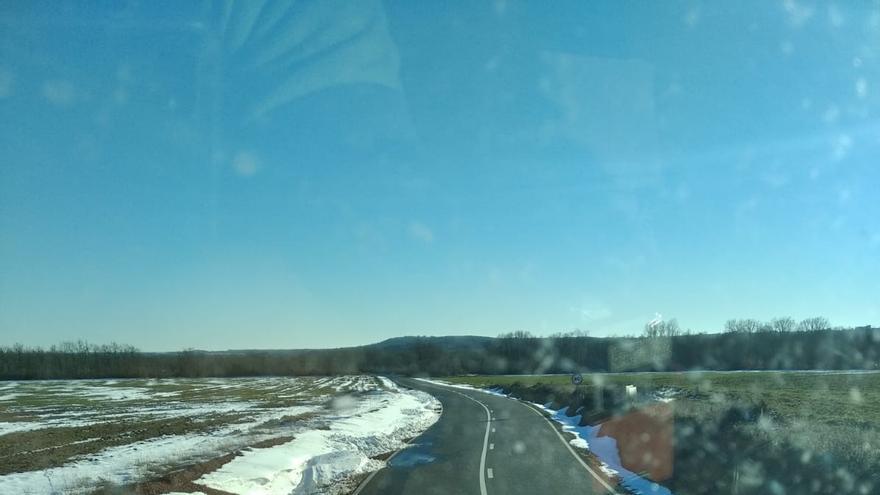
(0, 1, 878, 494)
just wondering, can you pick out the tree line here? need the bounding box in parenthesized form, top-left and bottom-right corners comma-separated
(1, 318, 878, 380)
(640, 316, 833, 338)
(720, 316, 829, 334)
(0, 341, 141, 380)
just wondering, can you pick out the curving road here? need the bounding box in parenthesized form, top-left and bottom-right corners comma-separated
(355, 378, 619, 495)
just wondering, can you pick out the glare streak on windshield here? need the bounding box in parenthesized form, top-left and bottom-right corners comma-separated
(0, 1, 878, 495)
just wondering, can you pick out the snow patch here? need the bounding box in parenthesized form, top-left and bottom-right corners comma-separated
(0, 421, 43, 436)
(197, 380, 440, 495)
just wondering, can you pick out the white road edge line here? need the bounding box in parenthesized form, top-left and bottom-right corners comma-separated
(519, 401, 620, 494)
(449, 391, 491, 495)
(413, 380, 492, 495)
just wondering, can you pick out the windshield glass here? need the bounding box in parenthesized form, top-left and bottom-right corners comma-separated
(1, 2, 878, 495)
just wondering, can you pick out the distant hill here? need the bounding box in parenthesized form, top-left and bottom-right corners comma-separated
(369, 335, 494, 350)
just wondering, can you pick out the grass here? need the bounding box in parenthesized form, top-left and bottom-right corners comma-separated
(445, 371, 880, 425)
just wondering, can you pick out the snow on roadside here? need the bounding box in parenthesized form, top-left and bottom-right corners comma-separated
(329, 375, 377, 392)
(197, 381, 441, 495)
(377, 376, 399, 391)
(414, 378, 507, 397)
(418, 378, 673, 495)
(531, 403, 673, 495)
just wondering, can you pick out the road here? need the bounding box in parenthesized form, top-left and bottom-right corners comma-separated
(355, 378, 618, 495)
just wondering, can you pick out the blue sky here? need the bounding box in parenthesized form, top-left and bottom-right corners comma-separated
(1, 1, 878, 351)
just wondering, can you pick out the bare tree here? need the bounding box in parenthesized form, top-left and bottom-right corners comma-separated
(798, 316, 830, 332)
(723, 318, 760, 333)
(498, 330, 534, 339)
(644, 318, 680, 338)
(569, 328, 590, 338)
(743, 319, 761, 334)
(549, 329, 590, 338)
(771, 317, 796, 333)
(663, 318, 681, 337)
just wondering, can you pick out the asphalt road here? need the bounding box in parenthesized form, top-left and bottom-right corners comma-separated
(355, 378, 618, 495)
